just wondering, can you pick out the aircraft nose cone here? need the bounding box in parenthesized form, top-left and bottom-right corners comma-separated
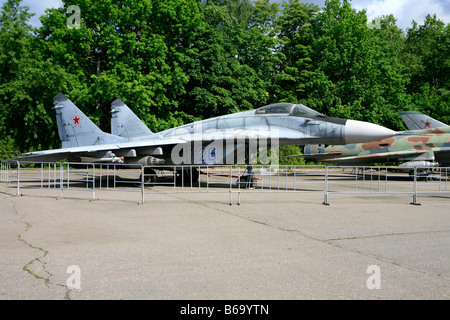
(344, 120, 396, 144)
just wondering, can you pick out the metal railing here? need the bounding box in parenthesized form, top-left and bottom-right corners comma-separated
(1, 160, 449, 205)
(1, 160, 11, 183)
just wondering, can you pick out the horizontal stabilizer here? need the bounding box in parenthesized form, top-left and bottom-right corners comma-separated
(17, 137, 187, 162)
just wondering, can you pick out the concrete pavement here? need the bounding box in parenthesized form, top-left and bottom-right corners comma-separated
(0, 183, 449, 300)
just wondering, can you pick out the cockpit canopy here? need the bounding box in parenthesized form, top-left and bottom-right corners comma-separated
(255, 103, 323, 117)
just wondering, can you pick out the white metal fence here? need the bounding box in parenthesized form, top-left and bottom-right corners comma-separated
(1, 160, 449, 205)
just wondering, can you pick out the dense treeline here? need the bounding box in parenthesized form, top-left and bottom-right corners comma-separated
(0, 0, 449, 158)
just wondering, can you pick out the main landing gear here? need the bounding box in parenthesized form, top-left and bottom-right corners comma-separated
(236, 165, 256, 189)
(140, 167, 200, 186)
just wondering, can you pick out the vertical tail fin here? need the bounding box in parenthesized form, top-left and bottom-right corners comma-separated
(54, 93, 121, 148)
(111, 99, 155, 138)
(399, 111, 448, 130)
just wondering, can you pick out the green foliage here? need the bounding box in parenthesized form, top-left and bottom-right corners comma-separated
(402, 14, 450, 125)
(0, 0, 448, 160)
(276, 0, 410, 130)
(37, 0, 204, 131)
(278, 145, 305, 166)
(0, 0, 73, 153)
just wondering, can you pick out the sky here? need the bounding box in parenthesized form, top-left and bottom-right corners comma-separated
(0, 0, 449, 31)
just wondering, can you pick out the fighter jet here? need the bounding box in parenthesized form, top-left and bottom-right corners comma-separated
(16, 93, 396, 178)
(297, 113, 450, 169)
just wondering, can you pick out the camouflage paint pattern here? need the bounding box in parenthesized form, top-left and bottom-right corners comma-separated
(303, 126, 450, 166)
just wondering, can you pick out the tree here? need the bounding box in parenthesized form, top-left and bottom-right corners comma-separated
(404, 15, 450, 124)
(274, 0, 319, 104)
(38, 0, 204, 132)
(276, 0, 409, 130)
(405, 14, 449, 91)
(182, 0, 270, 119)
(1, 0, 449, 156)
(0, 0, 72, 154)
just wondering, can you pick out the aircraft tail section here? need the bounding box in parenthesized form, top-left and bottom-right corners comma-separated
(54, 92, 123, 148)
(399, 111, 448, 130)
(111, 99, 155, 138)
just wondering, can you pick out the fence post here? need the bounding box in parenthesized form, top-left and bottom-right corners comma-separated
(16, 161, 21, 196)
(40, 163, 44, 189)
(92, 164, 96, 201)
(410, 167, 421, 206)
(59, 163, 64, 199)
(141, 165, 145, 204)
(323, 166, 329, 205)
(1, 160, 6, 182)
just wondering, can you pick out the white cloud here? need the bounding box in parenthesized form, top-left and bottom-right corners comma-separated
(0, 0, 63, 27)
(1, 0, 449, 30)
(24, 0, 63, 27)
(269, 0, 449, 30)
(352, 0, 450, 30)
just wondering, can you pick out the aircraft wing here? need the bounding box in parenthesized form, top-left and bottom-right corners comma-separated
(323, 149, 431, 163)
(15, 138, 187, 162)
(285, 151, 343, 162)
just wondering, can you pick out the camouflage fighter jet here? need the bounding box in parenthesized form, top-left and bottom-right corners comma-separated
(297, 113, 450, 169)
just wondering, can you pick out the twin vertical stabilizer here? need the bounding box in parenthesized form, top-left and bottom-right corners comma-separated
(111, 99, 154, 138)
(54, 92, 124, 148)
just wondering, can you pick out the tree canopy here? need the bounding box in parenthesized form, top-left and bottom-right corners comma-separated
(0, 0, 449, 159)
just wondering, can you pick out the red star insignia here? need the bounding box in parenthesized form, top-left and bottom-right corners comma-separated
(424, 120, 431, 128)
(71, 113, 82, 127)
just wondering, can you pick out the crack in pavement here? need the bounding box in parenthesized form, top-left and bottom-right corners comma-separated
(325, 229, 450, 242)
(324, 230, 450, 281)
(169, 193, 450, 282)
(18, 219, 50, 284)
(11, 198, 72, 299)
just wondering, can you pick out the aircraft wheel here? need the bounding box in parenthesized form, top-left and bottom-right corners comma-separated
(409, 170, 429, 182)
(237, 175, 255, 189)
(176, 168, 199, 186)
(141, 168, 157, 184)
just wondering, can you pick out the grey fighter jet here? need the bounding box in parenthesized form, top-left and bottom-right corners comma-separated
(17, 93, 396, 170)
